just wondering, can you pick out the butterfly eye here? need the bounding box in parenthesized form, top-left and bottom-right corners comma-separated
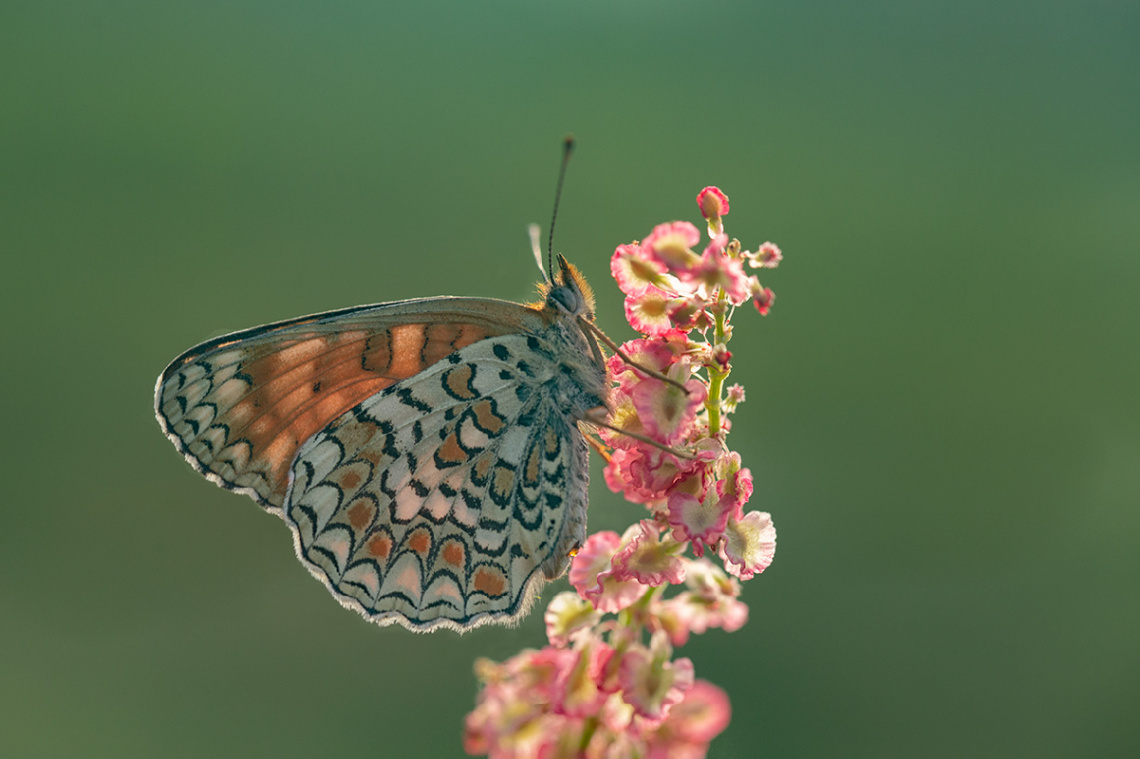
(550, 286, 580, 313)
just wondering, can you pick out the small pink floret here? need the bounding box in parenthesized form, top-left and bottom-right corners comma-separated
(630, 377, 706, 446)
(570, 530, 648, 612)
(751, 285, 775, 316)
(696, 186, 729, 219)
(611, 521, 687, 587)
(754, 241, 782, 268)
(720, 510, 777, 581)
(624, 287, 679, 336)
(618, 640, 695, 721)
(544, 592, 600, 648)
(654, 679, 732, 745)
(642, 221, 702, 273)
(612, 242, 666, 296)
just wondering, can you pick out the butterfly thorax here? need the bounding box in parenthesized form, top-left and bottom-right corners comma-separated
(533, 255, 610, 420)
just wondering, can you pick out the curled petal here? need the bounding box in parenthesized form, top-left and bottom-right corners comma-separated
(692, 241, 753, 305)
(569, 531, 647, 612)
(557, 641, 610, 717)
(625, 286, 678, 335)
(603, 444, 696, 504)
(715, 453, 754, 517)
(653, 679, 732, 745)
(666, 488, 734, 557)
(630, 377, 706, 446)
(618, 634, 695, 721)
(611, 521, 686, 587)
(607, 334, 690, 389)
(642, 221, 702, 274)
(611, 242, 668, 296)
(720, 511, 777, 580)
(544, 592, 601, 648)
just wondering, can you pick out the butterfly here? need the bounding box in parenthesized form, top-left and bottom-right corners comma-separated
(155, 253, 610, 632)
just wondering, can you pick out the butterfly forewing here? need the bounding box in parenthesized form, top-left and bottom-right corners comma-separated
(284, 334, 590, 631)
(155, 298, 544, 511)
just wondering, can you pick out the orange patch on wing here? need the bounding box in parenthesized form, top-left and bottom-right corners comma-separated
(407, 528, 432, 556)
(436, 431, 468, 465)
(524, 444, 541, 484)
(473, 566, 506, 597)
(347, 501, 374, 530)
(389, 324, 427, 377)
(472, 399, 505, 435)
(218, 332, 398, 499)
(366, 534, 392, 559)
(358, 448, 383, 466)
(544, 428, 559, 455)
(444, 365, 477, 400)
(427, 323, 491, 354)
(270, 337, 327, 370)
(492, 466, 515, 500)
(340, 470, 361, 490)
(442, 541, 465, 568)
(472, 455, 494, 483)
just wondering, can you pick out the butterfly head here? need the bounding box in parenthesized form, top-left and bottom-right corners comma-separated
(538, 253, 596, 322)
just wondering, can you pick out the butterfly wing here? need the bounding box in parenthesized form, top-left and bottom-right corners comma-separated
(284, 333, 592, 631)
(154, 297, 546, 513)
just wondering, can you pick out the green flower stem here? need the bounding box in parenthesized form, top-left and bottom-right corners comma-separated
(579, 716, 599, 753)
(706, 290, 731, 437)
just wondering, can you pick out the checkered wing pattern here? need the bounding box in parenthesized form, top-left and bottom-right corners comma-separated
(155, 298, 541, 514)
(285, 333, 591, 631)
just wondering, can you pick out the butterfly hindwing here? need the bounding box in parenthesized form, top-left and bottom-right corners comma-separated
(283, 334, 591, 631)
(155, 298, 544, 512)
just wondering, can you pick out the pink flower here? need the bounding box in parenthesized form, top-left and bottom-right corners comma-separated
(715, 453, 753, 516)
(720, 510, 777, 580)
(625, 286, 680, 335)
(607, 334, 689, 390)
(544, 592, 600, 647)
(611, 242, 667, 296)
(603, 444, 706, 504)
(644, 680, 732, 756)
(664, 293, 707, 331)
(642, 221, 702, 274)
(611, 521, 687, 587)
(666, 485, 734, 558)
(619, 633, 695, 721)
(723, 383, 745, 414)
(748, 241, 782, 268)
(467, 186, 783, 759)
(691, 236, 754, 305)
(656, 559, 749, 645)
(556, 639, 609, 717)
(696, 186, 730, 238)
(569, 531, 647, 612)
(751, 283, 776, 315)
(663, 453, 753, 557)
(630, 376, 706, 446)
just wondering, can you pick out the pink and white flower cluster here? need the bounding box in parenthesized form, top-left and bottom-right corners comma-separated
(466, 187, 780, 758)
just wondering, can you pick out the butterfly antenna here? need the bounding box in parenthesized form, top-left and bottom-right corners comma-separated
(547, 135, 575, 278)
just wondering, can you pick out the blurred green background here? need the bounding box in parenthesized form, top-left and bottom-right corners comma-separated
(2, 1, 1137, 756)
